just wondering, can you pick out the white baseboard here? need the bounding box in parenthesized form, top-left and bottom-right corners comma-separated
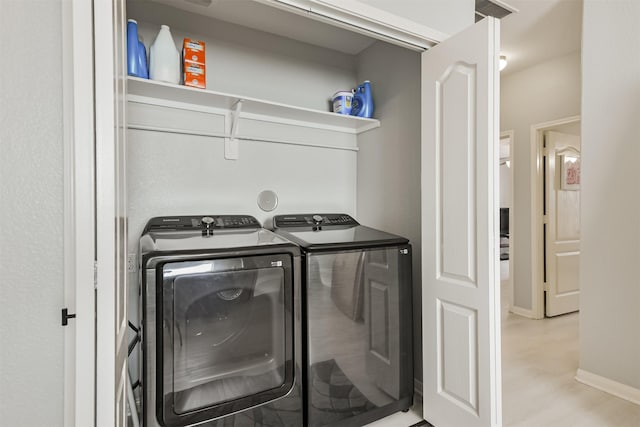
(576, 369, 640, 406)
(509, 305, 535, 319)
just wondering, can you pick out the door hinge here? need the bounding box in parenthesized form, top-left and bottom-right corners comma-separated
(61, 308, 76, 326)
(543, 281, 549, 292)
(94, 261, 98, 289)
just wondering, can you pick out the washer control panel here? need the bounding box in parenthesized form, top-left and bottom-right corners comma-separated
(273, 214, 358, 228)
(144, 215, 260, 233)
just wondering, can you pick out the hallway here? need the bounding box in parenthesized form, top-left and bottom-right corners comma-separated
(501, 277, 640, 426)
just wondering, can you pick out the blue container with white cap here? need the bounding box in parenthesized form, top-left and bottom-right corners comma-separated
(127, 19, 148, 78)
(351, 80, 374, 118)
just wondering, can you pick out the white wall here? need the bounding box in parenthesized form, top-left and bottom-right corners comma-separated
(0, 1, 64, 426)
(355, 41, 423, 382)
(126, 111, 358, 243)
(500, 51, 581, 311)
(579, 0, 640, 391)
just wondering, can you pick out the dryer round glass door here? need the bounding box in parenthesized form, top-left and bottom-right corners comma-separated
(157, 254, 295, 427)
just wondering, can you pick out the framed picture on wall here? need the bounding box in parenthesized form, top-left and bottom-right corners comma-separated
(560, 153, 580, 190)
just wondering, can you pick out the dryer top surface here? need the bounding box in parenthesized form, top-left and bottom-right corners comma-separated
(140, 228, 295, 256)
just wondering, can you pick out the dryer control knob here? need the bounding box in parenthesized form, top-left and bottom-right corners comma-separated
(312, 215, 323, 224)
(201, 216, 215, 229)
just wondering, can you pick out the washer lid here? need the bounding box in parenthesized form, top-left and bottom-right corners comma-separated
(272, 213, 408, 251)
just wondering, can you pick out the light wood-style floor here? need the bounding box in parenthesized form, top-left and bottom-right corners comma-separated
(366, 261, 640, 427)
(501, 264, 640, 426)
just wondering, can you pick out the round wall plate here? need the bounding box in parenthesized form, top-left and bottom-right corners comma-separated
(257, 190, 278, 212)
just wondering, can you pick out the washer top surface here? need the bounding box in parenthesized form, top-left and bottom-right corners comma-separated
(272, 213, 409, 251)
(140, 215, 293, 255)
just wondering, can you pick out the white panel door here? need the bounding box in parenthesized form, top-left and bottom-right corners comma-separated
(545, 131, 581, 316)
(421, 17, 501, 427)
(94, 0, 128, 425)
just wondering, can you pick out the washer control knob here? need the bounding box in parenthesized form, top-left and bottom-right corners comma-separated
(312, 215, 323, 224)
(201, 216, 215, 229)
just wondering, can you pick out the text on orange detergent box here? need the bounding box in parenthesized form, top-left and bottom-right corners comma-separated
(184, 62, 206, 89)
(182, 38, 205, 65)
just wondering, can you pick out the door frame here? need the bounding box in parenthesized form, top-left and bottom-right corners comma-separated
(63, 0, 96, 425)
(530, 115, 581, 319)
(94, 0, 130, 425)
(500, 130, 515, 314)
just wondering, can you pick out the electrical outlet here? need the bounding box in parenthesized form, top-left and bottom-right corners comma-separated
(127, 254, 137, 273)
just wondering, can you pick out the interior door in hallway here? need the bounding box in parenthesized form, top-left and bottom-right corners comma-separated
(544, 131, 581, 316)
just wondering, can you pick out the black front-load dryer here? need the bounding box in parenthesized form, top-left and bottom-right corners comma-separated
(139, 215, 303, 427)
(272, 214, 413, 427)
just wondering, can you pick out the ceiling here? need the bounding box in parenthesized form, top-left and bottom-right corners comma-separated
(499, 0, 583, 75)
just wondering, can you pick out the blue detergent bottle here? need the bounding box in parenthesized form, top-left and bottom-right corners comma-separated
(351, 80, 374, 118)
(137, 39, 149, 78)
(127, 19, 148, 78)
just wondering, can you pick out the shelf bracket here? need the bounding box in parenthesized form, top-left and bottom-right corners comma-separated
(225, 99, 243, 160)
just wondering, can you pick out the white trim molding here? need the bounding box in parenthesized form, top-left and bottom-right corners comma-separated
(530, 115, 581, 319)
(62, 0, 75, 424)
(500, 130, 515, 317)
(63, 0, 97, 426)
(508, 305, 534, 319)
(576, 369, 640, 406)
(255, 0, 446, 51)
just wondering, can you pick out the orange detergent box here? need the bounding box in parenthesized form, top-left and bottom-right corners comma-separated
(182, 38, 206, 88)
(183, 62, 206, 89)
(183, 38, 205, 64)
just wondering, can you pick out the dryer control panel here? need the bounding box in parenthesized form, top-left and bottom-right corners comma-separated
(144, 215, 260, 233)
(273, 213, 358, 228)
